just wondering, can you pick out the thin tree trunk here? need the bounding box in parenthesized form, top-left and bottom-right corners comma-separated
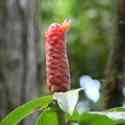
(0, 0, 40, 124)
(104, 0, 125, 108)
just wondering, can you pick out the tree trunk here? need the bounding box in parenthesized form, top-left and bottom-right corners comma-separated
(0, 0, 40, 124)
(104, 0, 125, 108)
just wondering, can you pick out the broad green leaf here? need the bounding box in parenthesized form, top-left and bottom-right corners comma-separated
(53, 89, 81, 115)
(67, 112, 116, 125)
(88, 112, 125, 121)
(108, 107, 125, 123)
(66, 112, 81, 121)
(35, 108, 58, 125)
(0, 96, 53, 125)
(66, 111, 125, 125)
(79, 114, 115, 125)
(108, 107, 125, 112)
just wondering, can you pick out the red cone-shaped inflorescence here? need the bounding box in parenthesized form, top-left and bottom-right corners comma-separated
(45, 20, 71, 92)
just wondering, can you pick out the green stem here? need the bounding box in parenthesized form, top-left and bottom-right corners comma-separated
(52, 101, 66, 125)
(57, 105, 66, 125)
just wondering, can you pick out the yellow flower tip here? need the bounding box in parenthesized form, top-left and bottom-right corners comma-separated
(62, 19, 71, 33)
(45, 32, 48, 38)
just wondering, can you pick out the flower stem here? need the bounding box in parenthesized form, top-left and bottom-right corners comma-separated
(52, 101, 66, 125)
(57, 106, 66, 125)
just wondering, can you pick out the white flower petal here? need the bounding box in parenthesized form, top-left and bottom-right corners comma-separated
(54, 89, 81, 115)
(122, 87, 125, 96)
(80, 75, 92, 89)
(76, 101, 90, 114)
(86, 89, 100, 102)
(79, 75, 101, 102)
(92, 80, 101, 90)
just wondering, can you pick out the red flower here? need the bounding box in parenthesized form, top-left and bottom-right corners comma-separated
(45, 20, 71, 92)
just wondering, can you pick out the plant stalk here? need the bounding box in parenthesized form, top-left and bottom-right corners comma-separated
(57, 106, 66, 125)
(53, 101, 66, 125)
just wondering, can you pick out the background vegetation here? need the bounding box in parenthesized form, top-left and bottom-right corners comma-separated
(40, 0, 115, 90)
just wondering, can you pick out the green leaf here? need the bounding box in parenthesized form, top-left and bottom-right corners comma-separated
(88, 112, 125, 122)
(53, 89, 81, 115)
(66, 112, 81, 121)
(0, 96, 53, 125)
(108, 107, 125, 124)
(67, 111, 125, 125)
(79, 113, 116, 125)
(35, 108, 58, 125)
(67, 112, 116, 125)
(108, 107, 125, 112)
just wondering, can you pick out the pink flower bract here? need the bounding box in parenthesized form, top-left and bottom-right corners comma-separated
(45, 20, 71, 92)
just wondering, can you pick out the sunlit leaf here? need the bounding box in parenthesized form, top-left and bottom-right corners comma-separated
(67, 112, 116, 125)
(0, 96, 53, 125)
(67, 111, 125, 125)
(79, 113, 115, 125)
(109, 107, 125, 112)
(35, 108, 58, 125)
